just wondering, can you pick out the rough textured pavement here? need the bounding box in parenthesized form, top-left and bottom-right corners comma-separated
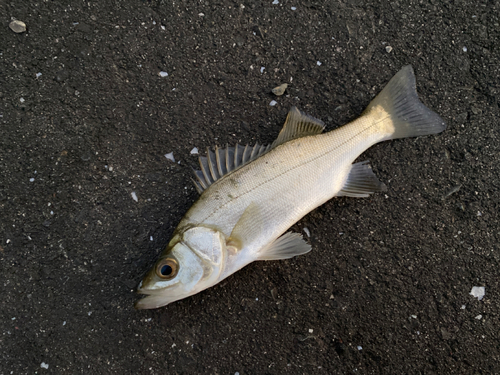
(1, 0, 499, 374)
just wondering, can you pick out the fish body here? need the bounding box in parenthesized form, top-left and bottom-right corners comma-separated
(135, 66, 446, 309)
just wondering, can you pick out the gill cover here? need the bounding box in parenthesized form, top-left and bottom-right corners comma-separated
(182, 226, 226, 285)
(135, 226, 226, 309)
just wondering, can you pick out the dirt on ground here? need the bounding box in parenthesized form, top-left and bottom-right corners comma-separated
(1, 0, 499, 374)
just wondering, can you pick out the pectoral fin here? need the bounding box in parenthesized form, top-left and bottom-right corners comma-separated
(227, 202, 262, 252)
(257, 232, 311, 261)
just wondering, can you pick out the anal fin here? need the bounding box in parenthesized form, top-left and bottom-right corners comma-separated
(338, 161, 387, 198)
(257, 232, 311, 261)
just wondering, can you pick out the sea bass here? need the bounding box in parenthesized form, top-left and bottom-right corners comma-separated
(135, 66, 445, 309)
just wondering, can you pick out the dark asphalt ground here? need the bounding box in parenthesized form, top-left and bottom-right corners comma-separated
(1, 0, 499, 374)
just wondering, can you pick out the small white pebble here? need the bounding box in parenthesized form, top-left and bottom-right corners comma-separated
(164, 152, 175, 162)
(255, 298, 259, 301)
(260, 67, 265, 73)
(20, 98, 25, 103)
(470, 286, 485, 301)
(303, 227, 310, 237)
(159, 71, 168, 77)
(36, 72, 42, 78)
(235, 372, 240, 375)
(131, 192, 138, 202)
(272, 0, 279, 4)
(269, 100, 277, 106)
(291, 6, 296, 10)
(50, 211, 54, 215)
(63, 321, 66, 325)
(385, 46, 393, 53)
(357, 346, 362, 351)
(40, 362, 49, 369)
(463, 46, 467, 52)
(411, 315, 417, 319)
(190, 147, 199, 155)
(150, 236, 153, 241)
(308, 329, 313, 333)
(153, 21, 156, 25)
(475, 314, 482, 320)
(10, 20, 27, 33)
(109, 166, 113, 172)
(316, 61, 322, 66)
(29, 178, 35, 182)
(161, 25, 166, 30)
(461, 305, 466, 309)
(88, 311, 92, 316)
(198, 13, 205, 16)
(11, 317, 16, 320)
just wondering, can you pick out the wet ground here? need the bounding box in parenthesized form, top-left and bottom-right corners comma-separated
(1, 0, 500, 374)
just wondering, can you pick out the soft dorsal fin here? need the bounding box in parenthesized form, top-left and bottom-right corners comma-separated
(191, 107, 324, 194)
(271, 106, 325, 148)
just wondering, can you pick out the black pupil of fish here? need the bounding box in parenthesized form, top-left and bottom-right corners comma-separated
(160, 264, 173, 276)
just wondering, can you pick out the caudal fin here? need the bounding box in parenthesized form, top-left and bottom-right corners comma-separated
(364, 65, 446, 139)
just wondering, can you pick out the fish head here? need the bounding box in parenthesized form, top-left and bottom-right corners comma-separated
(135, 226, 226, 309)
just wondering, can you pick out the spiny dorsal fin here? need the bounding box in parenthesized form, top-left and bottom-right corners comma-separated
(191, 107, 323, 193)
(271, 106, 325, 148)
(192, 142, 271, 193)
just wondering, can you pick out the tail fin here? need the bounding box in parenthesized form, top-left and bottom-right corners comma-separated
(364, 65, 446, 139)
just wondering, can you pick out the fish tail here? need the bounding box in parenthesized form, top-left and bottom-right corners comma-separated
(363, 65, 446, 140)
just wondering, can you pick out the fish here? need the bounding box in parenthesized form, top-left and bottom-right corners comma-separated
(135, 65, 446, 309)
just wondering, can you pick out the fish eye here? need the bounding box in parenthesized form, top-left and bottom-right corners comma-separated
(155, 259, 178, 279)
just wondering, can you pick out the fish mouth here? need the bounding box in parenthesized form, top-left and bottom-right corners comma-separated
(134, 289, 192, 309)
(135, 277, 181, 294)
(135, 294, 175, 310)
(135, 281, 188, 309)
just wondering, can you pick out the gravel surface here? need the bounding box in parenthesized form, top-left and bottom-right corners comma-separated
(1, 1, 499, 374)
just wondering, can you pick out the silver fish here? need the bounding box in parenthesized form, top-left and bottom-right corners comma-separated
(135, 66, 446, 309)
